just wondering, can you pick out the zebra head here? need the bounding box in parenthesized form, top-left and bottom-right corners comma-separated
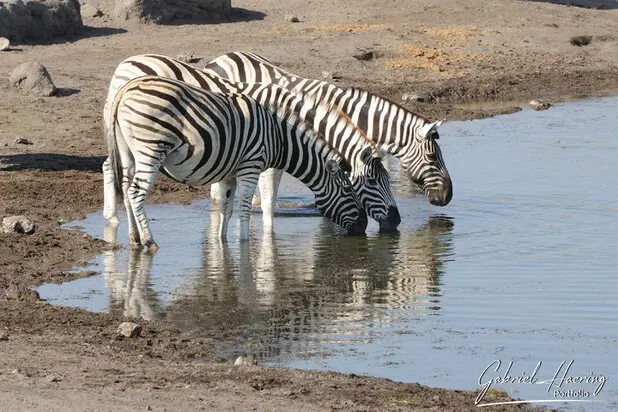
(400, 120, 452, 206)
(352, 147, 401, 232)
(316, 159, 367, 236)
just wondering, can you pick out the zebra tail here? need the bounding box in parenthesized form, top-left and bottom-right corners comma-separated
(106, 81, 133, 200)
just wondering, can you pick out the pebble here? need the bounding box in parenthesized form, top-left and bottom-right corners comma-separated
(15, 137, 32, 145)
(175, 52, 195, 63)
(117, 322, 141, 338)
(285, 14, 299, 23)
(234, 355, 258, 366)
(0, 335, 8, 342)
(401, 93, 425, 103)
(81, 4, 103, 17)
(529, 99, 551, 111)
(45, 374, 62, 383)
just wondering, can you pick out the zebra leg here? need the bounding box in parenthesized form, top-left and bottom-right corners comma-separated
(102, 157, 120, 224)
(210, 181, 222, 208)
(117, 142, 141, 248)
(127, 168, 159, 253)
(258, 168, 283, 231)
(235, 174, 260, 241)
(216, 177, 237, 241)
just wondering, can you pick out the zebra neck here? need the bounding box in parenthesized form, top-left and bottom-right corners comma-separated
(309, 86, 427, 159)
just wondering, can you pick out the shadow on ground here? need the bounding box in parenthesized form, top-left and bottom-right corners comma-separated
(0, 153, 105, 172)
(527, 0, 618, 8)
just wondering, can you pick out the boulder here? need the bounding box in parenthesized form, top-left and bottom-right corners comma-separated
(114, 0, 231, 24)
(2, 215, 36, 234)
(0, 0, 83, 43)
(0, 37, 10, 50)
(80, 3, 103, 17)
(9, 62, 57, 97)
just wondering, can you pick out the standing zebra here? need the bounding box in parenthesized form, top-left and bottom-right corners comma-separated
(108, 75, 368, 251)
(103, 54, 400, 232)
(203, 51, 452, 207)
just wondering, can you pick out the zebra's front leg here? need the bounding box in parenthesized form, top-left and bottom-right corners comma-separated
(210, 181, 223, 209)
(216, 177, 237, 241)
(235, 174, 260, 241)
(258, 168, 283, 232)
(102, 157, 120, 224)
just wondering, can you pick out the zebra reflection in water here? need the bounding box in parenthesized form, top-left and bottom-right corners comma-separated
(101, 212, 454, 359)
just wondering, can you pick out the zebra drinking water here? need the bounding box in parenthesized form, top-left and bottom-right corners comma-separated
(107, 76, 368, 251)
(102, 54, 400, 232)
(203, 51, 453, 207)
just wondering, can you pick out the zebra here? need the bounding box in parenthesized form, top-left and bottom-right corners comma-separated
(203, 51, 453, 207)
(107, 75, 370, 252)
(102, 54, 400, 233)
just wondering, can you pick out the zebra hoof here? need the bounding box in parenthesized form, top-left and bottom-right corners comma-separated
(145, 241, 159, 254)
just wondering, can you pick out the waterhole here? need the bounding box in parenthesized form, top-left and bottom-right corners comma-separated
(38, 96, 618, 409)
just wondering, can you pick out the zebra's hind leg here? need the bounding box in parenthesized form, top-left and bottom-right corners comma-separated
(127, 168, 159, 253)
(216, 177, 237, 241)
(102, 157, 120, 224)
(235, 173, 260, 241)
(117, 148, 141, 249)
(258, 168, 284, 232)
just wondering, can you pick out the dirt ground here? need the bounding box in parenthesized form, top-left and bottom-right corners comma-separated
(1, 0, 617, 409)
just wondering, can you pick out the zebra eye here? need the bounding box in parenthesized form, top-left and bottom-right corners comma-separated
(367, 178, 378, 186)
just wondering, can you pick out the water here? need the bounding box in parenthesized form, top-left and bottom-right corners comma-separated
(38, 96, 618, 410)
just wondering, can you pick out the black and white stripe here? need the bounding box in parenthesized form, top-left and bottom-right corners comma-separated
(102, 54, 400, 232)
(203, 51, 453, 207)
(107, 76, 369, 251)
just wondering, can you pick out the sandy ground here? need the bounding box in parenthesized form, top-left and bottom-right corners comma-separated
(1, 0, 618, 409)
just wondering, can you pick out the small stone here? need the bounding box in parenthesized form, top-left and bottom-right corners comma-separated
(14, 137, 32, 145)
(81, 4, 103, 18)
(0, 38, 10, 51)
(45, 374, 62, 383)
(11, 369, 20, 374)
(234, 355, 258, 366)
(0, 335, 8, 341)
(175, 52, 195, 63)
(117, 322, 141, 338)
(401, 93, 425, 103)
(285, 14, 299, 23)
(2, 216, 36, 234)
(529, 100, 551, 111)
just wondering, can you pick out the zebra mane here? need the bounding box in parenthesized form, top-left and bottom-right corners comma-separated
(272, 86, 382, 163)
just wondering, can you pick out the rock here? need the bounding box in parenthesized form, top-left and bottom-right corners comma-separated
(2, 215, 36, 234)
(320, 71, 341, 82)
(529, 99, 551, 111)
(45, 374, 62, 383)
(401, 93, 425, 103)
(114, 0, 231, 24)
(284, 14, 299, 23)
(9, 62, 57, 97)
(117, 321, 141, 338)
(0, 0, 83, 43)
(15, 136, 32, 145)
(4, 284, 41, 301)
(0, 37, 10, 51)
(175, 51, 194, 63)
(234, 355, 258, 366)
(0, 335, 8, 342)
(80, 3, 103, 17)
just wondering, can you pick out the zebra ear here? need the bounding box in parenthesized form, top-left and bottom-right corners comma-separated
(419, 120, 444, 140)
(326, 159, 341, 175)
(359, 146, 373, 164)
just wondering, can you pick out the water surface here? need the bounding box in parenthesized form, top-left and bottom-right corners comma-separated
(38, 96, 618, 409)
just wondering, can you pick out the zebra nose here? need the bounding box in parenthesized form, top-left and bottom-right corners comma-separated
(379, 206, 401, 232)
